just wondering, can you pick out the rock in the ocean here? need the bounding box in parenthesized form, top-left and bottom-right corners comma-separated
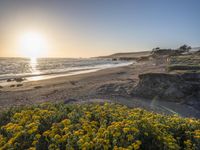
(7, 79, 12, 82)
(17, 84, 23, 87)
(14, 78, 25, 82)
(7, 78, 25, 82)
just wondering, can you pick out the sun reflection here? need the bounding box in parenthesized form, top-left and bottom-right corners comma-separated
(30, 57, 39, 74)
(29, 57, 45, 81)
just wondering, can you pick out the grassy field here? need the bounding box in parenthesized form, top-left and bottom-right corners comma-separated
(0, 102, 200, 150)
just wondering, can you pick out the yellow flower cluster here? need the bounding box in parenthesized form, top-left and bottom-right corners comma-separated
(0, 103, 200, 150)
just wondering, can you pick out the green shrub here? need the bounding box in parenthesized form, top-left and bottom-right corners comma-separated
(0, 103, 200, 150)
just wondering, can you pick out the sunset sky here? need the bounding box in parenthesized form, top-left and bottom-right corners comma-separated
(0, 0, 200, 58)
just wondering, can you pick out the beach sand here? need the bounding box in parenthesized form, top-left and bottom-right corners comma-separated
(0, 59, 200, 118)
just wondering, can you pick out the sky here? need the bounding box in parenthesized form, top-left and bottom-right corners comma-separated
(0, 0, 200, 58)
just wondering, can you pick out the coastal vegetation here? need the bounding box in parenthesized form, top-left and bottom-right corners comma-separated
(0, 103, 200, 150)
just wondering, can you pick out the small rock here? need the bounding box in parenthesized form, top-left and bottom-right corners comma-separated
(70, 81, 77, 85)
(10, 85, 15, 87)
(117, 71, 126, 75)
(17, 84, 23, 87)
(7, 79, 12, 82)
(15, 78, 25, 82)
(34, 86, 42, 89)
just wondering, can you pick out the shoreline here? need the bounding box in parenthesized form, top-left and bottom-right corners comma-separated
(1, 59, 199, 118)
(0, 61, 133, 86)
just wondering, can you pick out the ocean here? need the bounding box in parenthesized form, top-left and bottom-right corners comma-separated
(0, 57, 133, 85)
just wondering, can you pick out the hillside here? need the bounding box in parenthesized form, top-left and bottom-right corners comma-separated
(99, 51, 151, 59)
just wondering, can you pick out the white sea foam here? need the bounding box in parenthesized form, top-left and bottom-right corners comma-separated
(0, 58, 134, 85)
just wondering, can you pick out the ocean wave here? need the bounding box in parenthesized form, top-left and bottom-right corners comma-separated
(0, 58, 133, 82)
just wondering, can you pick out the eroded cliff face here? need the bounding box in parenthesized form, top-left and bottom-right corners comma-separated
(131, 73, 200, 102)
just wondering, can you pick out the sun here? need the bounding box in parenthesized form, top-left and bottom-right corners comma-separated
(19, 31, 47, 58)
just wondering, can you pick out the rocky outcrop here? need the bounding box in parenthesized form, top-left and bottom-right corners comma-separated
(131, 73, 200, 102)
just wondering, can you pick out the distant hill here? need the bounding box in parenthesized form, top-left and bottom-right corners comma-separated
(99, 51, 151, 59)
(98, 47, 200, 59)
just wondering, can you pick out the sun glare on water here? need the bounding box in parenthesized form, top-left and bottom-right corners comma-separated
(19, 31, 47, 58)
(30, 57, 37, 71)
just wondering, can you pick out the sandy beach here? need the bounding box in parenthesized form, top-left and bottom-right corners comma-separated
(1, 58, 199, 118)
